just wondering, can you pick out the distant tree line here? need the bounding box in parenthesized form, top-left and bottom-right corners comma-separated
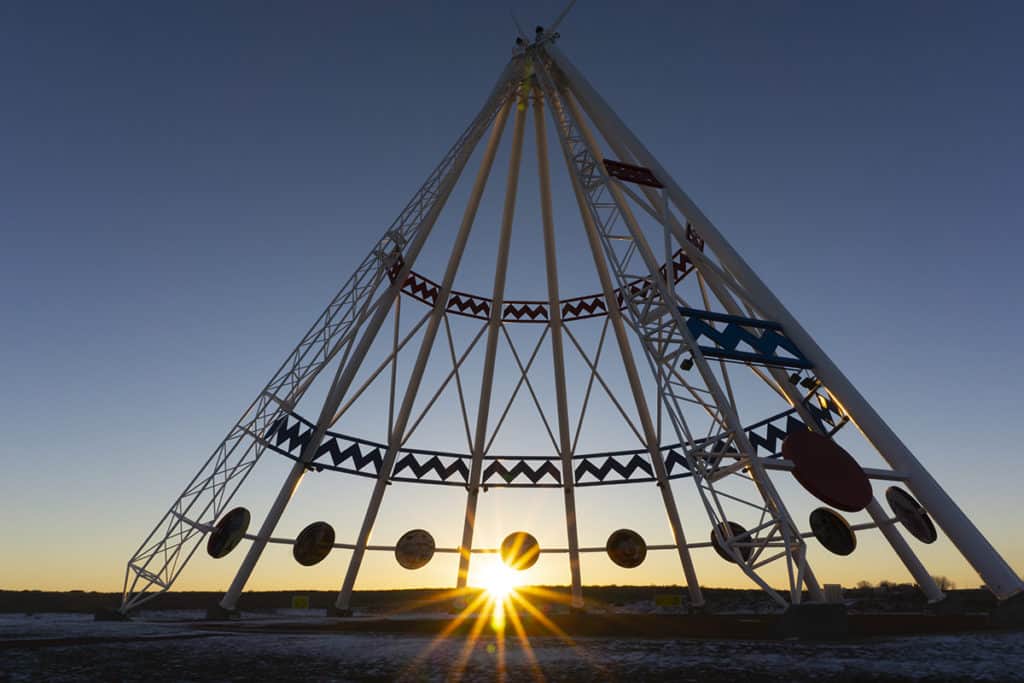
(853, 576, 955, 591)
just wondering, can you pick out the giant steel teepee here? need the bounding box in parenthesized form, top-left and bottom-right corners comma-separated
(118, 21, 1023, 617)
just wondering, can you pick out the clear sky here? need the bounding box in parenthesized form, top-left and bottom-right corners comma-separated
(2, 1, 1023, 598)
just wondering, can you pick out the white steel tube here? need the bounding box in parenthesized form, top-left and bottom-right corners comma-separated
(221, 225, 430, 611)
(456, 93, 528, 590)
(588, 130, 939, 601)
(555, 100, 705, 609)
(218, 105, 492, 612)
(335, 97, 515, 612)
(547, 44, 1024, 599)
(560, 86, 818, 603)
(533, 90, 585, 608)
(217, 70, 518, 612)
(867, 499, 945, 602)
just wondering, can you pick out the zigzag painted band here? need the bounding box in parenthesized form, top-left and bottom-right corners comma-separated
(259, 396, 845, 487)
(388, 244, 699, 323)
(678, 307, 815, 370)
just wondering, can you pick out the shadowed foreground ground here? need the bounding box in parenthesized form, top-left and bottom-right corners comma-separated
(3, 612, 1023, 682)
(0, 585, 1000, 616)
(2, 588, 1018, 681)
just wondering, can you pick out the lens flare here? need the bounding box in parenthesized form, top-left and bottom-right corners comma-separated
(477, 559, 522, 603)
(402, 557, 587, 681)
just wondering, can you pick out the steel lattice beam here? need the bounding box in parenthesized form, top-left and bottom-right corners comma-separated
(119, 62, 521, 613)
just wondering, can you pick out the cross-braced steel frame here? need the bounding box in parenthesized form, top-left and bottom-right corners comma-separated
(118, 32, 1023, 616)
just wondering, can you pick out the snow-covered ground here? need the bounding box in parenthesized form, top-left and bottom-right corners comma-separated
(2, 613, 1022, 681)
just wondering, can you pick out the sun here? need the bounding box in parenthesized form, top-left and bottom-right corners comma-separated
(475, 558, 523, 602)
(405, 556, 578, 679)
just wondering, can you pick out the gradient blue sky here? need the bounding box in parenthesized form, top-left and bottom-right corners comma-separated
(2, 1, 1023, 594)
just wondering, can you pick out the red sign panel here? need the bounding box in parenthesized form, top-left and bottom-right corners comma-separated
(603, 159, 663, 188)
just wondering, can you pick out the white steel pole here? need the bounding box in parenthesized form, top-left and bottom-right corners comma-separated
(219, 302, 380, 612)
(585, 124, 942, 601)
(533, 89, 585, 609)
(547, 44, 1024, 599)
(217, 69, 518, 613)
(125, 61, 524, 614)
(217, 95, 505, 612)
(335, 96, 515, 613)
(867, 499, 945, 602)
(595, 134, 929, 602)
(559, 85, 818, 602)
(456, 92, 528, 590)
(555, 102, 705, 609)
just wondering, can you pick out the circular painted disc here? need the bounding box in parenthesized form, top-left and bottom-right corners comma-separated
(207, 507, 250, 559)
(886, 487, 938, 544)
(395, 529, 435, 570)
(782, 430, 872, 512)
(293, 521, 335, 566)
(500, 531, 540, 571)
(809, 507, 857, 556)
(606, 529, 647, 568)
(710, 521, 752, 564)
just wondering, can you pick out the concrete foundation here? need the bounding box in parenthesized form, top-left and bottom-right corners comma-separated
(327, 605, 353, 618)
(990, 591, 1024, 628)
(206, 604, 240, 621)
(925, 592, 969, 615)
(93, 607, 131, 622)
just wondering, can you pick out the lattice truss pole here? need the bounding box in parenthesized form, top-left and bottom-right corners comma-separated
(534, 59, 818, 607)
(532, 36, 1023, 602)
(118, 64, 521, 613)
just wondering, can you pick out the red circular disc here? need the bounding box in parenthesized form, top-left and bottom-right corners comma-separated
(782, 430, 872, 512)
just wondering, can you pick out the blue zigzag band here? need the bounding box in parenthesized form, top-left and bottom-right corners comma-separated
(678, 307, 813, 369)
